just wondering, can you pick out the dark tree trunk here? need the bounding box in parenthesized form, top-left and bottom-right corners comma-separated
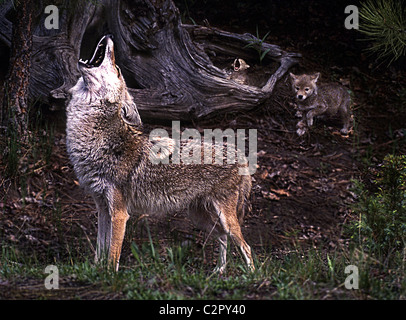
(0, 0, 301, 121)
(1, 0, 34, 137)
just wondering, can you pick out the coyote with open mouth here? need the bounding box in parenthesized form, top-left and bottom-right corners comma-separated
(66, 35, 254, 273)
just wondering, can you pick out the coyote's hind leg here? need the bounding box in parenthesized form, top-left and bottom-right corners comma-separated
(215, 199, 254, 272)
(213, 234, 228, 274)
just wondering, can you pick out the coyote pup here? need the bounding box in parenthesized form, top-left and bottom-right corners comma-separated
(66, 35, 254, 273)
(227, 58, 250, 85)
(289, 72, 352, 136)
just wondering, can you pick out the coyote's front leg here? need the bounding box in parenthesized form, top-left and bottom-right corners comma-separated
(108, 188, 129, 271)
(306, 105, 328, 127)
(94, 195, 111, 264)
(95, 188, 129, 271)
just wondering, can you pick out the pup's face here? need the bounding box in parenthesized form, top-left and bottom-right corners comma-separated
(290, 72, 320, 101)
(232, 58, 250, 71)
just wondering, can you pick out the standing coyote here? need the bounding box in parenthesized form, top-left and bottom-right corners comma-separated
(66, 35, 254, 273)
(289, 72, 352, 136)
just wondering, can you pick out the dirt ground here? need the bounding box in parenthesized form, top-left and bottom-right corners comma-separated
(1, 0, 406, 298)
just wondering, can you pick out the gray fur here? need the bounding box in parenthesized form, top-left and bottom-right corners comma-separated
(66, 36, 254, 272)
(290, 72, 352, 136)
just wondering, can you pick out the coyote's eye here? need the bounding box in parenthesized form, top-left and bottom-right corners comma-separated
(305, 88, 310, 92)
(295, 87, 299, 91)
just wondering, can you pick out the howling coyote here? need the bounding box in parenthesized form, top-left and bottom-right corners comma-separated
(66, 35, 254, 273)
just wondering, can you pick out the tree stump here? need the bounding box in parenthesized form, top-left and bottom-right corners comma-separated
(0, 0, 301, 121)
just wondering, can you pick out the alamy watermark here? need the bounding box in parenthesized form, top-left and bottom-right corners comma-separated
(43, 4, 360, 31)
(148, 121, 257, 175)
(44, 265, 59, 290)
(344, 265, 359, 290)
(344, 5, 359, 30)
(44, 5, 59, 30)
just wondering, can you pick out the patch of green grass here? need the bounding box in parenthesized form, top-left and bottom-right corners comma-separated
(344, 154, 406, 299)
(4, 236, 403, 300)
(348, 155, 406, 263)
(3, 237, 406, 299)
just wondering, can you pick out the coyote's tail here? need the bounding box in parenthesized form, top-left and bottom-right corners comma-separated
(236, 178, 252, 225)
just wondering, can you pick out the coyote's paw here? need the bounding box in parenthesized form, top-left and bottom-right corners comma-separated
(296, 120, 307, 136)
(297, 128, 307, 136)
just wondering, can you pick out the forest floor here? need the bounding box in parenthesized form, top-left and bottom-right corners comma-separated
(1, 1, 405, 300)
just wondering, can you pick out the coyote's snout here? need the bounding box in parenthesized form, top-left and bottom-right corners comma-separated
(66, 35, 254, 273)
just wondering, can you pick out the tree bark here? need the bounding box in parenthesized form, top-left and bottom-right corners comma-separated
(1, 0, 34, 137)
(0, 0, 301, 121)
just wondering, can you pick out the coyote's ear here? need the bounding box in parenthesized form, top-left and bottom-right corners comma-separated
(311, 72, 320, 83)
(121, 95, 142, 127)
(289, 72, 297, 81)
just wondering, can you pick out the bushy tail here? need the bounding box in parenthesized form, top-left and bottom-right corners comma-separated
(236, 176, 252, 225)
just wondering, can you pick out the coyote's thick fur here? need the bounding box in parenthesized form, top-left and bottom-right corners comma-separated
(66, 35, 254, 272)
(290, 72, 352, 136)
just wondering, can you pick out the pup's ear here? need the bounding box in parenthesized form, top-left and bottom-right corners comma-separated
(311, 72, 320, 83)
(120, 92, 142, 127)
(289, 72, 297, 81)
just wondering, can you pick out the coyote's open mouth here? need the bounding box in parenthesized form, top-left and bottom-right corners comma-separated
(79, 35, 109, 68)
(234, 58, 241, 71)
